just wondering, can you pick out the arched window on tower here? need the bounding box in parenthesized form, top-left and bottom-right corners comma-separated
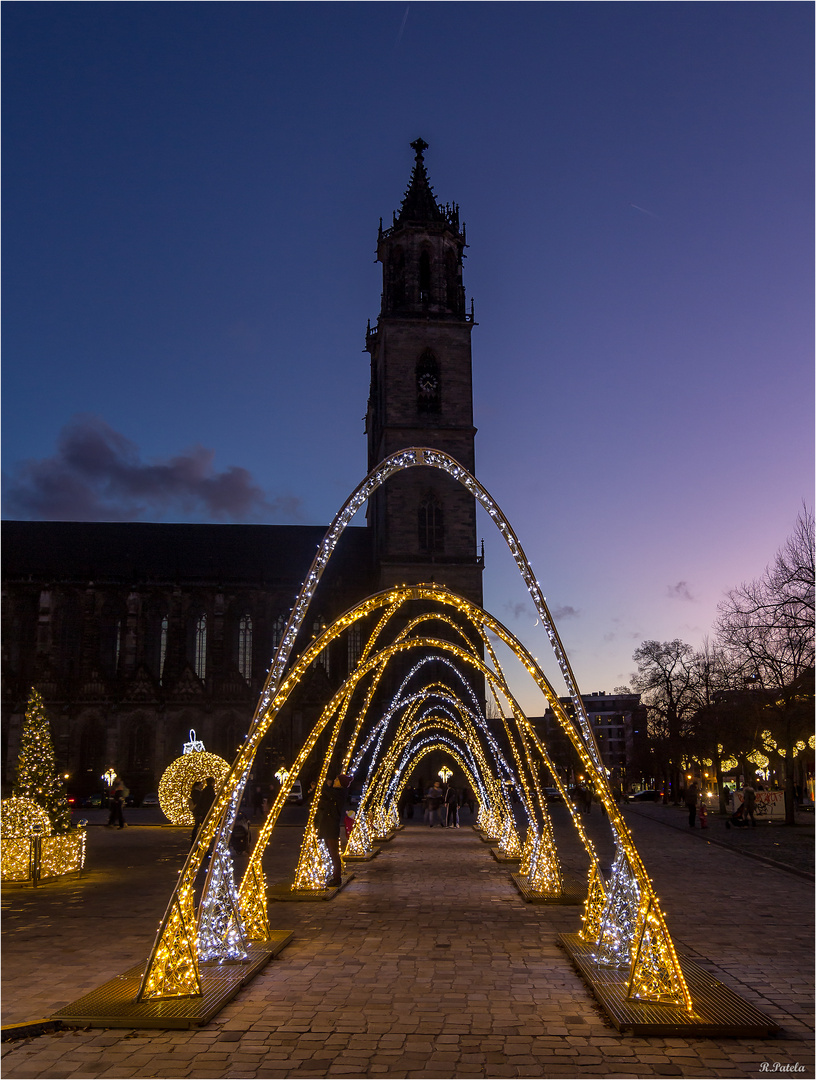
(446, 249, 460, 311)
(194, 614, 207, 682)
(419, 249, 432, 301)
(238, 615, 253, 683)
(418, 493, 444, 553)
(390, 247, 405, 309)
(416, 349, 441, 414)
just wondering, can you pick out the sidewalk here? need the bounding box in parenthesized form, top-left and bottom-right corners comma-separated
(2, 807, 813, 1079)
(623, 800, 814, 879)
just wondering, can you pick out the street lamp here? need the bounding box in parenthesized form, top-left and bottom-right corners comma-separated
(102, 768, 117, 788)
(438, 766, 452, 784)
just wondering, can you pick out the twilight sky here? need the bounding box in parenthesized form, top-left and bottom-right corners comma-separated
(3, 2, 812, 712)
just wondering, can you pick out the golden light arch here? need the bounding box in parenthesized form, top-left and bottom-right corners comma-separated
(137, 450, 691, 1012)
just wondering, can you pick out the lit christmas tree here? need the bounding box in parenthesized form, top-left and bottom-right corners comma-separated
(13, 688, 71, 833)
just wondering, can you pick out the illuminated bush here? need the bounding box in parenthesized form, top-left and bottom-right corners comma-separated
(1, 795, 53, 839)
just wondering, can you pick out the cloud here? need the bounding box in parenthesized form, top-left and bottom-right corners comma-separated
(552, 604, 579, 620)
(3, 414, 303, 523)
(667, 581, 694, 602)
(504, 601, 529, 621)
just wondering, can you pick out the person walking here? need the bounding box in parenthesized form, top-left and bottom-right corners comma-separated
(425, 781, 444, 827)
(444, 782, 460, 827)
(742, 781, 757, 827)
(400, 784, 416, 821)
(107, 779, 127, 829)
(229, 811, 252, 874)
(314, 773, 351, 887)
(190, 775, 217, 849)
(684, 780, 699, 827)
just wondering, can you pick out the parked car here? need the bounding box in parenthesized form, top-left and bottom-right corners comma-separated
(544, 787, 563, 802)
(628, 789, 661, 802)
(287, 780, 303, 804)
(141, 792, 159, 806)
(75, 793, 103, 807)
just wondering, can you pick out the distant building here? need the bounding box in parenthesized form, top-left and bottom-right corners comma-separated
(534, 691, 649, 789)
(1, 141, 483, 798)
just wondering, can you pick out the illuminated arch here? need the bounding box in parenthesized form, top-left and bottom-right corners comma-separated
(138, 452, 691, 1013)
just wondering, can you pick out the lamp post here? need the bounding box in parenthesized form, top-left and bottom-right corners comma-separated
(438, 766, 452, 784)
(102, 768, 117, 810)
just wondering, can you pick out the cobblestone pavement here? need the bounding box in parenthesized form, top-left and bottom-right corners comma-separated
(2, 805, 813, 1079)
(624, 801, 814, 879)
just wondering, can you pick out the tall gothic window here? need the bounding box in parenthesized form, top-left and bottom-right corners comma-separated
(272, 614, 286, 651)
(159, 616, 168, 684)
(418, 493, 444, 553)
(419, 249, 432, 301)
(416, 349, 441, 414)
(238, 615, 253, 683)
(347, 623, 363, 672)
(313, 619, 330, 676)
(390, 247, 405, 309)
(194, 614, 207, 681)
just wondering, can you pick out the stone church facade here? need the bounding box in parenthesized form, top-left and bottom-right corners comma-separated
(1, 141, 483, 799)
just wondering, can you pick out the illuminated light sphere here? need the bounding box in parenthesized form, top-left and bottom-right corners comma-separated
(1, 796, 53, 839)
(157, 752, 230, 825)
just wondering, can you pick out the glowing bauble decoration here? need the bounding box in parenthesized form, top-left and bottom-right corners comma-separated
(158, 752, 230, 825)
(1, 796, 53, 839)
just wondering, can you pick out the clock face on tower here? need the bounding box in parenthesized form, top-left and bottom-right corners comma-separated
(418, 372, 438, 397)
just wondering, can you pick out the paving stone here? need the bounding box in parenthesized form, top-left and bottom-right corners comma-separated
(2, 812, 814, 1078)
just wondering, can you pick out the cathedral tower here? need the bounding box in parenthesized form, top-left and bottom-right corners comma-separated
(365, 139, 483, 608)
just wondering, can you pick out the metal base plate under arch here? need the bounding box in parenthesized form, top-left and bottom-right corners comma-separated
(559, 933, 780, 1037)
(50, 932, 293, 1030)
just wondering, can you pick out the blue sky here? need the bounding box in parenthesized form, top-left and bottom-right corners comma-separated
(3, 2, 812, 710)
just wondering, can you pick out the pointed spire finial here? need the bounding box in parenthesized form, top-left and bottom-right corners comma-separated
(410, 137, 429, 161)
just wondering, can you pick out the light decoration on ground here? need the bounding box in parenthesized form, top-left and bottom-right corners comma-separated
(196, 761, 252, 961)
(13, 688, 70, 834)
(497, 815, 522, 858)
(527, 817, 562, 894)
(138, 448, 691, 1015)
(157, 750, 230, 825)
(345, 810, 372, 857)
(2, 839, 34, 882)
(580, 864, 608, 942)
(1, 799, 87, 882)
(37, 830, 87, 879)
(293, 825, 334, 890)
(594, 849, 641, 967)
(519, 826, 538, 875)
(1, 795, 53, 839)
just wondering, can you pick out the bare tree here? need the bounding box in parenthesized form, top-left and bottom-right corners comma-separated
(631, 639, 698, 801)
(716, 507, 815, 823)
(686, 639, 748, 812)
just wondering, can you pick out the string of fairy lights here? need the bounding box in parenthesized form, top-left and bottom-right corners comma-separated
(136, 449, 693, 1013)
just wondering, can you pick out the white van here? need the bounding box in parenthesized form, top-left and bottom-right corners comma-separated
(287, 780, 303, 804)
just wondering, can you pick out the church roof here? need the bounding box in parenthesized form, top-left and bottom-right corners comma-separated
(396, 138, 447, 226)
(1, 520, 373, 589)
